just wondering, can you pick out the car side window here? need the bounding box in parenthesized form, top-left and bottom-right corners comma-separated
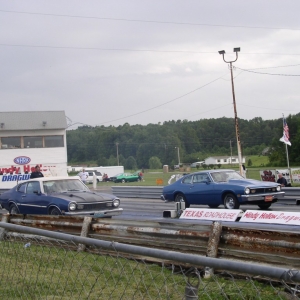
(26, 181, 41, 194)
(182, 175, 193, 184)
(193, 173, 210, 183)
(17, 183, 26, 193)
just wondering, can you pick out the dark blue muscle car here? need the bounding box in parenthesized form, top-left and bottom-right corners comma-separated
(0, 176, 123, 217)
(161, 169, 284, 209)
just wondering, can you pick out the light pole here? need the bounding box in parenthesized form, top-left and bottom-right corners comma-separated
(116, 142, 119, 166)
(218, 47, 244, 176)
(175, 147, 180, 165)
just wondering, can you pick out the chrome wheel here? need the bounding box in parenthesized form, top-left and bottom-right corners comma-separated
(224, 193, 240, 209)
(175, 193, 190, 208)
(9, 204, 19, 214)
(49, 207, 61, 215)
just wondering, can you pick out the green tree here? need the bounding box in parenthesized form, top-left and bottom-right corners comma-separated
(125, 156, 137, 170)
(149, 156, 162, 169)
(247, 159, 252, 167)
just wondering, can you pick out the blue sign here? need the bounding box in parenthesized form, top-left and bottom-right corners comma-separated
(13, 156, 31, 165)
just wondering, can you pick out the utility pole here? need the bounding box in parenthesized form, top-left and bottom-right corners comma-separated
(230, 140, 233, 165)
(175, 147, 180, 165)
(116, 142, 119, 166)
(218, 48, 244, 176)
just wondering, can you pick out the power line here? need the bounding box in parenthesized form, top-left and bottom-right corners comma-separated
(95, 73, 229, 126)
(1, 43, 300, 56)
(235, 66, 300, 76)
(0, 9, 299, 31)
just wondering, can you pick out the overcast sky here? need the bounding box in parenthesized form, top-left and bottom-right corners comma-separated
(1, 1, 299, 128)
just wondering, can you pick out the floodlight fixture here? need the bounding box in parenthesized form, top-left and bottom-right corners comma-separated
(233, 47, 241, 52)
(218, 50, 226, 55)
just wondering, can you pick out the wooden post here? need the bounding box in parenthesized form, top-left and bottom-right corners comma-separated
(0, 214, 9, 241)
(77, 217, 92, 252)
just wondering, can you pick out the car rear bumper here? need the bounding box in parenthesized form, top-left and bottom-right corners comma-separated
(64, 208, 123, 217)
(241, 191, 285, 201)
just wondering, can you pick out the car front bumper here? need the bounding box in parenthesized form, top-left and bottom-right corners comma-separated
(241, 191, 285, 201)
(64, 207, 123, 217)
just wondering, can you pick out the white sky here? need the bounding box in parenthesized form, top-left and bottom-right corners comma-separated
(0, 0, 299, 128)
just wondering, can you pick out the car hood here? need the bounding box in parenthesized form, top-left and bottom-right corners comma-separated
(50, 191, 116, 202)
(227, 179, 278, 187)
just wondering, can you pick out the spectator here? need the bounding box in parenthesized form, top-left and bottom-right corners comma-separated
(30, 165, 44, 179)
(138, 171, 143, 182)
(79, 168, 89, 184)
(277, 173, 288, 187)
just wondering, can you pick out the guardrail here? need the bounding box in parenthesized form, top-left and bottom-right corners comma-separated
(111, 186, 300, 201)
(2, 213, 300, 269)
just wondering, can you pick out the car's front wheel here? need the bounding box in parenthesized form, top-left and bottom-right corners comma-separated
(258, 203, 272, 209)
(175, 193, 190, 208)
(223, 193, 240, 209)
(9, 203, 19, 214)
(49, 207, 62, 215)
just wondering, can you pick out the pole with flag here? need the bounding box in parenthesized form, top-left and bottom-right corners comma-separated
(279, 114, 291, 169)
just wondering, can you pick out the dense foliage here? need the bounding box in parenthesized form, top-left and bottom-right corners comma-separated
(67, 114, 300, 168)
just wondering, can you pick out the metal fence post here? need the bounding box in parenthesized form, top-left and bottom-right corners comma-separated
(0, 214, 9, 241)
(77, 217, 92, 252)
(205, 221, 222, 278)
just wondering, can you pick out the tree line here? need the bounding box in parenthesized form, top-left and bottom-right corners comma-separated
(66, 114, 300, 169)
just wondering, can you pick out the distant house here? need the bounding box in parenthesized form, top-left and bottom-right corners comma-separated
(204, 156, 246, 165)
(190, 161, 204, 168)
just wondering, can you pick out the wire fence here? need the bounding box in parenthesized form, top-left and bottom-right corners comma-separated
(0, 222, 299, 299)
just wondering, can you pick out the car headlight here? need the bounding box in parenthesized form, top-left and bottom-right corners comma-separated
(69, 202, 77, 211)
(113, 199, 120, 207)
(245, 188, 250, 194)
(276, 185, 281, 192)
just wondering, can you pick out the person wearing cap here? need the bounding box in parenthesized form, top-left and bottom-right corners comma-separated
(30, 165, 44, 179)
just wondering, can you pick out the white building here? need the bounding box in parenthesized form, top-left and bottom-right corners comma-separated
(0, 111, 68, 188)
(204, 156, 246, 165)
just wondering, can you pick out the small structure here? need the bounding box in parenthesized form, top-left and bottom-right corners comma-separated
(204, 156, 246, 165)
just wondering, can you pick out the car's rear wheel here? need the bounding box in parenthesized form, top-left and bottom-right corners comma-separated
(9, 204, 19, 214)
(49, 207, 62, 215)
(175, 193, 190, 208)
(258, 203, 272, 209)
(121, 179, 126, 183)
(208, 204, 219, 208)
(223, 193, 240, 209)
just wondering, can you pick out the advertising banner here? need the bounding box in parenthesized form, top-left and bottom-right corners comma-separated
(240, 210, 300, 226)
(180, 208, 243, 221)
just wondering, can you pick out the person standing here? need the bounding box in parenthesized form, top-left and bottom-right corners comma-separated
(30, 165, 44, 179)
(277, 173, 287, 187)
(79, 168, 89, 184)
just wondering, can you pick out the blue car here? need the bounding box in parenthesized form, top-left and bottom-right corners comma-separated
(161, 169, 285, 209)
(0, 177, 123, 217)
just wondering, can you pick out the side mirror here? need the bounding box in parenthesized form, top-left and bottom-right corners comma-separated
(33, 190, 41, 195)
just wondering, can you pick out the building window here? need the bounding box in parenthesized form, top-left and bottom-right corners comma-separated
(224, 159, 227, 162)
(45, 135, 64, 147)
(24, 136, 43, 148)
(1, 137, 21, 149)
(217, 159, 221, 163)
(232, 158, 236, 162)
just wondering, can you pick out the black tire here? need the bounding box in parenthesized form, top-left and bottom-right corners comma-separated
(121, 179, 126, 183)
(258, 203, 272, 209)
(9, 204, 19, 214)
(208, 204, 220, 208)
(175, 193, 190, 208)
(49, 207, 62, 215)
(223, 193, 240, 209)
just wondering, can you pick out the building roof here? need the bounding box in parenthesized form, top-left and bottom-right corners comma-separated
(0, 111, 67, 130)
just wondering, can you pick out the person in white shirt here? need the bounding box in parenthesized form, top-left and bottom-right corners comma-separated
(79, 169, 89, 184)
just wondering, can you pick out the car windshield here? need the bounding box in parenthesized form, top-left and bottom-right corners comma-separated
(211, 171, 244, 183)
(43, 179, 89, 193)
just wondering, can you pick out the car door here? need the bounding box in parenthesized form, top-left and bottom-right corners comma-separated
(187, 173, 215, 205)
(18, 181, 49, 214)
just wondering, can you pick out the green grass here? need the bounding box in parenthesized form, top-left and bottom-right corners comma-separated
(0, 241, 291, 299)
